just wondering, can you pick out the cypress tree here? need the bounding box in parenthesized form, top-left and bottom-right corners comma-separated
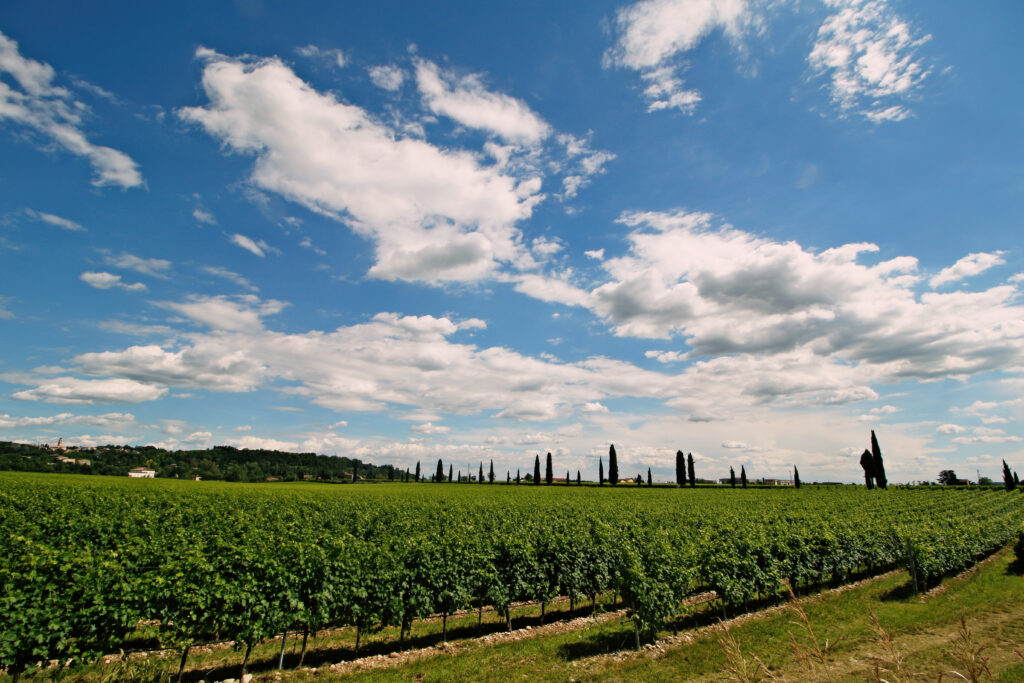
(489, 459, 495, 483)
(1003, 460, 1016, 491)
(507, 471, 511, 484)
(448, 464, 453, 483)
(609, 444, 619, 486)
(871, 430, 888, 489)
(545, 452, 553, 485)
(794, 465, 801, 489)
(687, 452, 696, 488)
(516, 468, 520, 484)
(647, 468, 652, 486)
(405, 467, 409, 482)
(566, 470, 570, 485)
(479, 462, 484, 484)
(388, 465, 395, 481)
(1015, 472, 1020, 486)
(436, 459, 444, 483)
(860, 449, 875, 489)
(457, 469, 461, 483)
(599, 458, 604, 485)
(636, 472, 642, 487)
(577, 470, 581, 485)
(415, 461, 421, 482)
(740, 465, 747, 488)
(352, 461, 357, 483)
(729, 466, 736, 488)
(675, 450, 685, 488)
(534, 454, 541, 485)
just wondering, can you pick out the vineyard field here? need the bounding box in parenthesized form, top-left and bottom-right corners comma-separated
(1, 472, 1022, 681)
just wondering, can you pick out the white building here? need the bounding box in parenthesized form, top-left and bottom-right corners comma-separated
(128, 467, 156, 478)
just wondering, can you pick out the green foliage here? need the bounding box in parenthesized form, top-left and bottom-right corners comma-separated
(0, 473, 1021, 674)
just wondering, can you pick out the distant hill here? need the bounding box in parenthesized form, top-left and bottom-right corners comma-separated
(0, 441, 401, 483)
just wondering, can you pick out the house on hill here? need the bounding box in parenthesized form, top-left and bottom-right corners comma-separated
(127, 467, 156, 478)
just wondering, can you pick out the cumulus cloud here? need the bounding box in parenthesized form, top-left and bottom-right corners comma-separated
(80, 271, 147, 292)
(368, 64, 405, 91)
(180, 50, 543, 283)
(25, 209, 84, 231)
(0, 30, 143, 187)
(808, 0, 931, 122)
(929, 251, 1006, 288)
(11, 377, 166, 404)
(414, 58, 551, 146)
(936, 423, 967, 435)
(604, 0, 753, 113)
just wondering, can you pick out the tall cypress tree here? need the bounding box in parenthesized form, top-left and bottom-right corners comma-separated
(871, 430, 887, 489)
(534, 454, 541, 485)
(405, 467, 409, 482)
(599, 458, 604, 485)
(489, 459, 495, 483)
(729, 466, 736, 488)
(414, 461, 420, 482)
(352, 461, 358, 483)
(457, 469, 461, 483)
(675, 450, 684, 487)
(566, 470, 570, 485)
(545, 452, 553, 485)
(577, 470, 581, 485)
(479, 462, 484, 484)
(687, 452, 696, 488)
(516, 468, 520, 484)
(609, 444, 619, 486)
(448, 464, 453, 483)
(794, 465, 801, 489)
(436, 459, 444, 483)
(860, 449, 875, 489)
(647, 468, 652, 486)
(1003, 459, 1016, 491)
(507, 471, 511, 484)
(740, 465, 747, 488)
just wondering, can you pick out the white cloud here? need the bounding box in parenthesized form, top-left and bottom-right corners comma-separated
(25, 209, 84, 231)
(929, 251, 1006, 288)
(0, 30, 143, 188)
(80, 271, 147, 292)
(808, 0, 931, 122)
(604, 0, 752, 113)
(368, 64, 405, 91)
(102, 251, 172, 278)
(585, 249, 605, 260)
(539, 210, 1024, 390)
(157, 294, 287, 333)
(192, 207, 217, 225)
(410, 421, 450, 434)
(200, 265, 258, 292)
(11, 377, 167, 404)
(227, 435, 301, 451)
(180, 51, 542, 283)
(0, 411, 136, 429)
(229, 233, 268, 257)
(295, 45, 346, 68)
(414, 58, 551, 146)
(951, 426, 1022, 445)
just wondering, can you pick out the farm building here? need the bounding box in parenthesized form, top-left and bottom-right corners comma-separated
(127, 467, 156, 478)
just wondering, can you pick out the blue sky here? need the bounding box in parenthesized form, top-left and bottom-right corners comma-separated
(1, 0, 1021, 484)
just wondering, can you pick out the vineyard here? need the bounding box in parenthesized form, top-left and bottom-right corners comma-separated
(1, 472, 1022, 681)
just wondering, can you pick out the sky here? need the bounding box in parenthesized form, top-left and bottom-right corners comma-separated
(0, 0, 1021, 485)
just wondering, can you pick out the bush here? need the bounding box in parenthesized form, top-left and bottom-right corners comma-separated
(1014, 528, 1024, 572)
